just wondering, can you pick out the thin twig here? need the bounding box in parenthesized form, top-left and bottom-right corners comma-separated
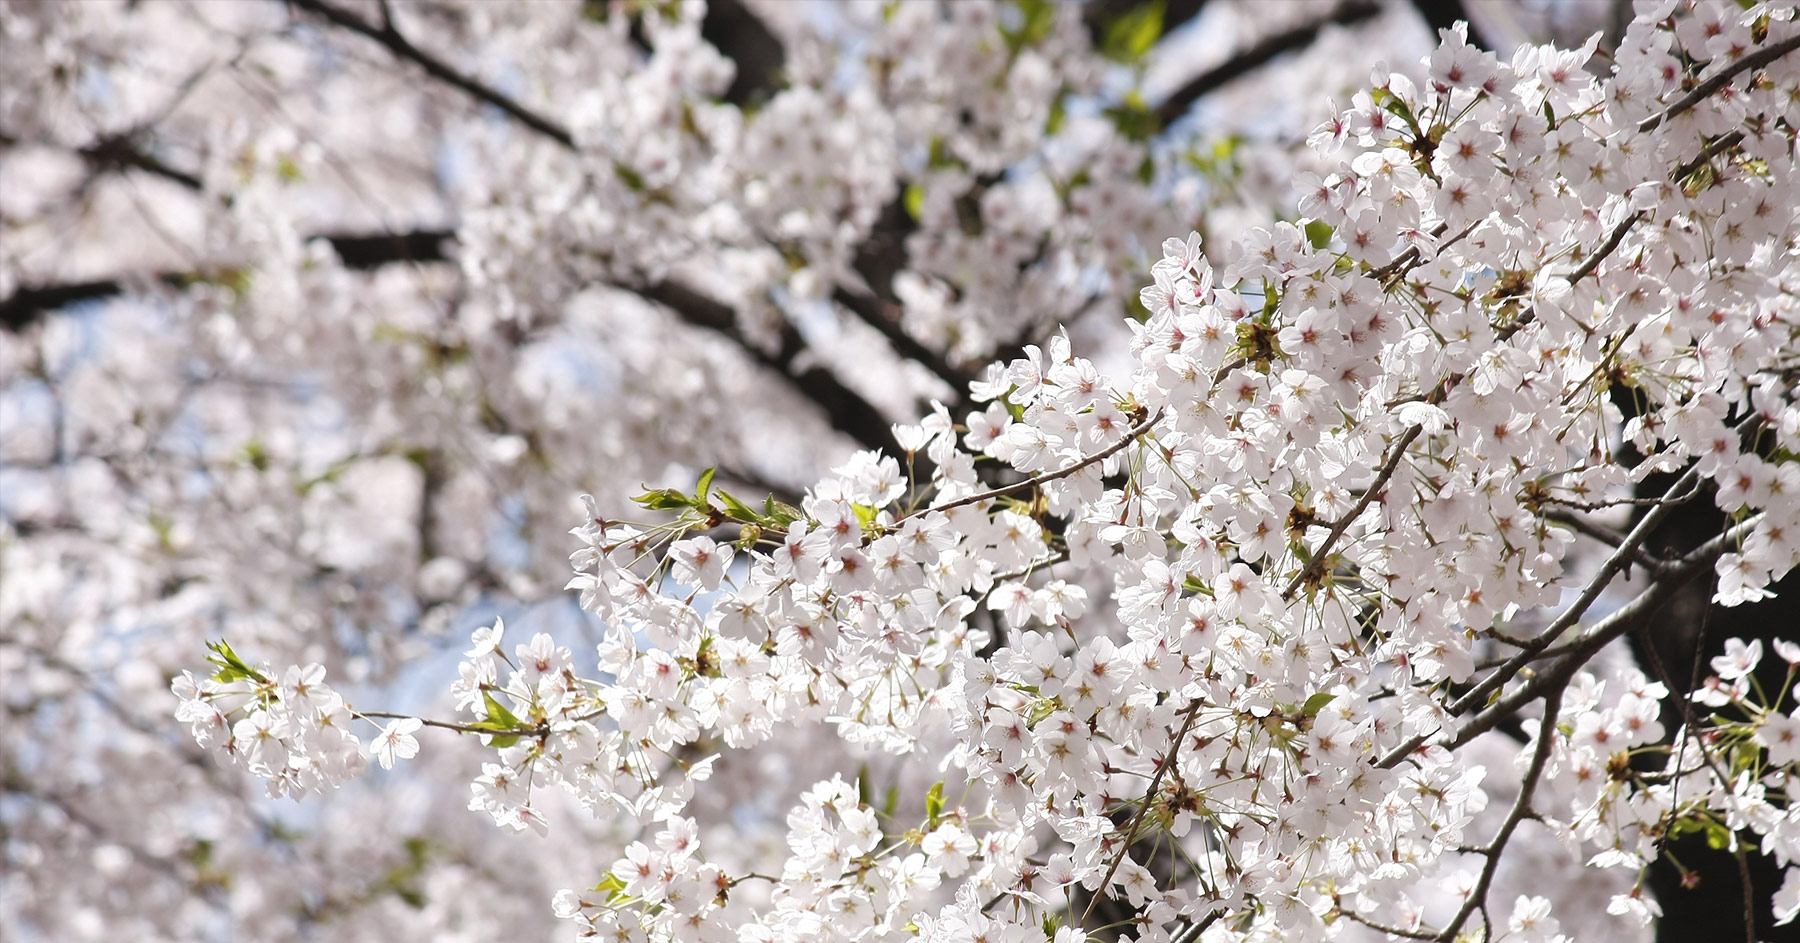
(1442, 513, 1761, 754)
(1078, 698, 1205, 928)
(1434, 677, 1566, 942)
(1377, 511, 1761, 769)
(1283, 424, 1421, 599)
(1542, 507, 1671, 575)
(913, 408, 1165, 520)
(1638, 33, 1800, 134)
(356, 708, 549, 739)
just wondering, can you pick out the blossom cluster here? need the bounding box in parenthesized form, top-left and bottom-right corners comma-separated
(171, 4, 1800, 942)
(172, 644, 373, 798)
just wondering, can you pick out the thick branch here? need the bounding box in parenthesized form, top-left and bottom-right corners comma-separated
(832, 286, 974, 396)
(1153, 1, 1381, 127)
(1444, 515, 1757, 754)
(77, 133, 205, 190)
(0, 229, 453, 329)
(699, 0, 785, 106)
(1407, 0, 1493, 50)
(636, 281, 903, 457)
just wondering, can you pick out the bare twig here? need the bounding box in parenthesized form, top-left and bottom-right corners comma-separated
(1079, 698, 1206, 928)
(1542, 506, 1671, 575)
(1283, 424, 1421, 600)
(1434, 677, 1566, 942)
(913, 408, 1165, 520)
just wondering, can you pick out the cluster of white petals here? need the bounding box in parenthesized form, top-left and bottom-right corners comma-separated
(167, 3, 1800, 942)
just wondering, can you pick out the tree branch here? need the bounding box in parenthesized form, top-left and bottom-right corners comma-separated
(0, 228, 455, 329)
(286, 0, 578, 150)
(1434, 677, 1565, 942)
(1406, 0, 1493, 50)
(1638, 32, 1800, 134)
(908, 407, 1164, 519)
(1079, 697, 1205, 928)
(1153, 1, 1381, 127)
(699, 0, 785, 106)
(1442, 514, 1758, 755)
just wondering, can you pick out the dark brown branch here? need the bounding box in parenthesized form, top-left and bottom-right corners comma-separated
(832, 286, 974, 396)
(1443, 515, 1755, 754)
(0, 228, 454, 330)
(1435, 679, 1565, 942)
(1153, 1, 1381, 127)
(0, 242, 899, 455)
(1283, 423, 1421, 600)
(1542, 507, 1670, 575)
(1406, 0, 1492, 51)
(77, 133, 204, 190)
(635, 281, 903, 457)
(287, 0, 578, 150)
(1638, 32, 1800, 134)
(700, 0, 785, 106)
(1079, 697, 1205, 928)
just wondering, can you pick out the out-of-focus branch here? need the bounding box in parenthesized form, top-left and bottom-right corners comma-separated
(1153, 1, 1381, 127)
(286, 0, 578, 150)
(1407, 0, 1492, 50)
(76, 132, 205, 190)
(0, 229, 454, 329)
(631, 281, 903, 457)
(0, 259, 900, 455)
(700, 0, 785, 106)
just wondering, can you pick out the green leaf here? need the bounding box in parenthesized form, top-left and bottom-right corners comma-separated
(632, 487, 697, 511)
(694, 466, 717, 505)
(1001, 0, 1057, 54)
(1104, 91, 1161, 142)
(205, 639, 266, 685)
(1124, 291, 1153, 324)
(903, 182, 925, 223)
(1045, 90, 1067, 136)
(1304, 219, 1335, 250)
(927, 137, 955, 170)
(1101, 0, 1165, 64)
(483, 690, 521, 728)
(925, 780, 945, 827)
(614, 161, 646, 192)
(883, 782, 900, 820)
(857, 765, 873, 807)
(763, 496, 804, 527)
(715, 489, 764, 523)
(593, 872, 630, 901)
(1300, 692, 1336, 717)
(1705, 821, 1732, 850)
